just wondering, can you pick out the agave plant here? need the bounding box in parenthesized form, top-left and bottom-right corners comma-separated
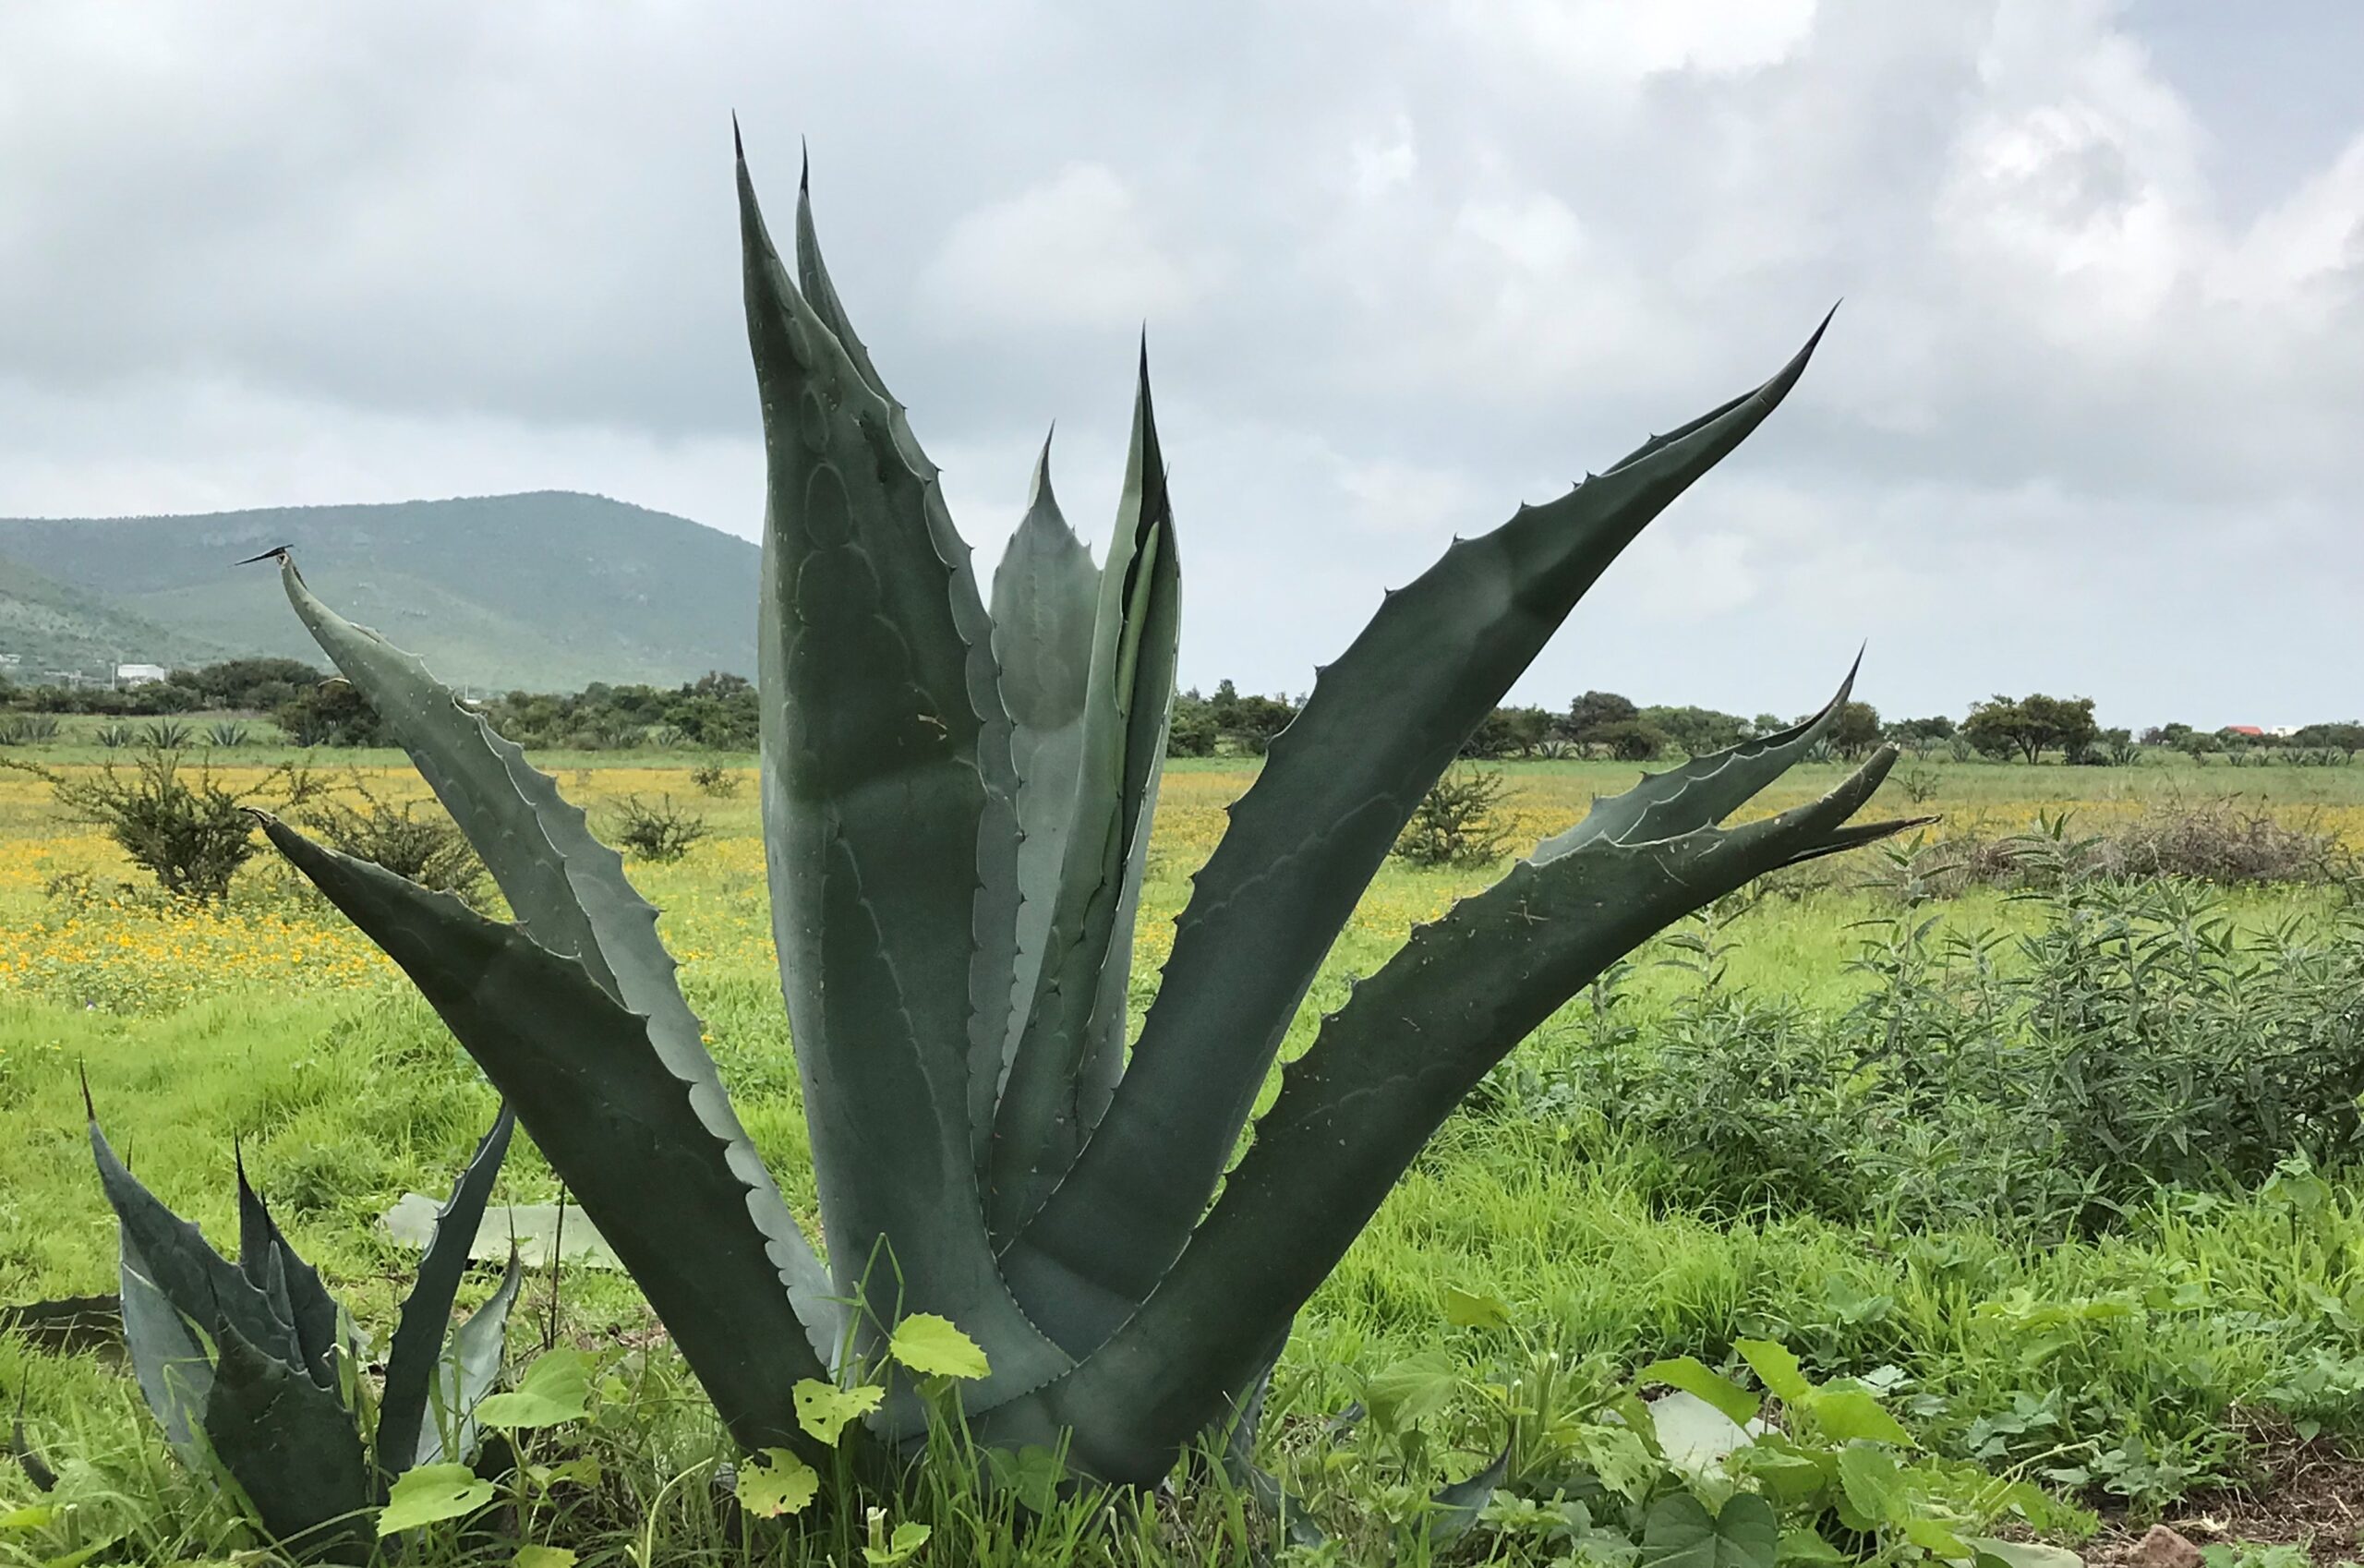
(88, 1092, 517, 1555)
(245, 140, 1917, 1490)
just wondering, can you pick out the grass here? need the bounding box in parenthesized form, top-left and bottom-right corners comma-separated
(4, 747, 2364, 1562)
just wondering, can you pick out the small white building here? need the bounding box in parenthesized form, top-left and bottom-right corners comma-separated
(114, 663, 170, 687)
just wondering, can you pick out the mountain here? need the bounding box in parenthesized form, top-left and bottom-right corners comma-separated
(0, 549, 228, 679)
(0, 492, 763, 692)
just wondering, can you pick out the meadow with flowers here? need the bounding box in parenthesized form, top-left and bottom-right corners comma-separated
(5, 745, 2364, 1561)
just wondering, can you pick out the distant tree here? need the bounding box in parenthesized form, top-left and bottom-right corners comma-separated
(1564, 691, 1639, 748)
(1640, 705, 1748, 757)
(1166, 688, 1220, 756)
(662, 671, 759, 749)
(274, 680, 388, 747)
(1885, 716, 1955, 757)
(1748, 713, 1787, 740)
(2288, 721, 2364, 761)
(1464, 706, 1556, 759)
(1828, 701, 1883, 761)
(1589, 718, 1670, 762)
(1207, 679, 1299, 754)
(1963, 694, 2098, 764)
(2097, 727, 2139, 766)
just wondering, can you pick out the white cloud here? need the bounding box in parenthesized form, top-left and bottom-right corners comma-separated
(923, 163, 1215, 332)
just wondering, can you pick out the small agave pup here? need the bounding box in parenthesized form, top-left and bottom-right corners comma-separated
(248, 138, 1920, 1490)
(86, 1092, 518, 1556)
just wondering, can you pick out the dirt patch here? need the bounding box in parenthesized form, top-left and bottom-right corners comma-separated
(2089, 1423, 2364, 1566)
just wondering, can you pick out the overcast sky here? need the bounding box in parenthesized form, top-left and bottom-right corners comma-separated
(2, 2, 2358, 728)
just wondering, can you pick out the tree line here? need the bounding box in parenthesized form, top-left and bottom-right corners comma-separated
(4, 660, 2357, 765)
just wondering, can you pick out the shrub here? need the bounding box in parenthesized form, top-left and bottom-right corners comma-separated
(1393, 764, 1510, 866)
(1484, 857, 2364, 1239)
(609, 793, 709, 862)
(274, 678, 389, 746)
(6, 750, 299, 902)
(688, 761, 740, 797)
(300, 774, 488, 902)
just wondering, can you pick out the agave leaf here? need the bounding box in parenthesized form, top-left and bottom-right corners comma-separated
(988, 438, 1102, 1106)
(991, 353, 1180, 1252)
(1429, 1444, 1513, 1549)
(202, 1321, 372, 1557)
(234, 1147, 343, 1391)
(89, 1117, 305, 1405)
(417, 1252, 523, 1469)
(271, 558, 838, 1362)
(117, 1234, 210, 1455)
(1545, 655, 1861, 857)
(984, 751, 1912, 1480)
(743, 145, 1067, 1400)
(258, 819, 833, 1460)
(794, 154, 1027, 1176)
(377, 1105, 514, 1479)
(1002, 318, 1831, 1350)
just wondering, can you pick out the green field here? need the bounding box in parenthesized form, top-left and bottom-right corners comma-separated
(3, 747, 2362, 1563)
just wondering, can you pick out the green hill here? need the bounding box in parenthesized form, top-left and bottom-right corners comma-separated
(0, 550, 227, 681)
(0, 492, 762, 692)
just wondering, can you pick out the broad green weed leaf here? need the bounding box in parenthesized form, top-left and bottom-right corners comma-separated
(864, 1520, 932, 1565)
(1809, 1386, 1912, 1445)
(886, 1314, 990, 1381)
(984, 1444, 1067, 1513)
(1639, 1492, 1777, 1568)
(1442, 1285, 1512, 1331)
(1834, 1442, 1905, 1529)
(3, 1507, 56, 1532)
(1778, 1526, 1847, 1564)
(794, 1379, 884, 1445)
(1970, 1541, 2083, 1568)
(380, 1463, 493, 1537)
(1576, 1423, 1658, 1502)
(474, 1348, 592, 1429)
(737, 1448, 820, 1517)
(1905, 1518, 1971, 1558)
(513, 1548, 577, 1568)
(1734, 1339, 1814, 1405)
(1365, 1350, 1459, 1429)
(1640, 1356, 1760, 1427)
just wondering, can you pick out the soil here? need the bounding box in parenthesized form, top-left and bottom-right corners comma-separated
(2088, 1422, 2364, 1567)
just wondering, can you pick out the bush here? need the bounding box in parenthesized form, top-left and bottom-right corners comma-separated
(688, 761, 740, 797)
(1926, 802, 2351, 892)
(1392, 764, 1510, 866)
(1478, 858, 2364, 1239)
(6, 750, 301, 903)
(299, 775, 487, 903)
(610, 794, 708, 862)
(274, 679, 389, 746)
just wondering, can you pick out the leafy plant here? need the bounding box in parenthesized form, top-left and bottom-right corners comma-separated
(245, 144, 1910, 1496)
(206, 721, 251, 748)
(299, 773, 488, 903)
(609, 793, 708, 862)
(139, 720, 192, 750)
(1393, 763, 1512, 867)
(85, 1089, 519, 1558)
(94, 721, 134, 749)
(688, 761, 740, 797)
(0, 713, 61, 744)
(5, 750, 301, 903)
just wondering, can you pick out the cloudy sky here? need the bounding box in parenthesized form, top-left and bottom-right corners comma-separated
(2, 2, 2358, 728)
